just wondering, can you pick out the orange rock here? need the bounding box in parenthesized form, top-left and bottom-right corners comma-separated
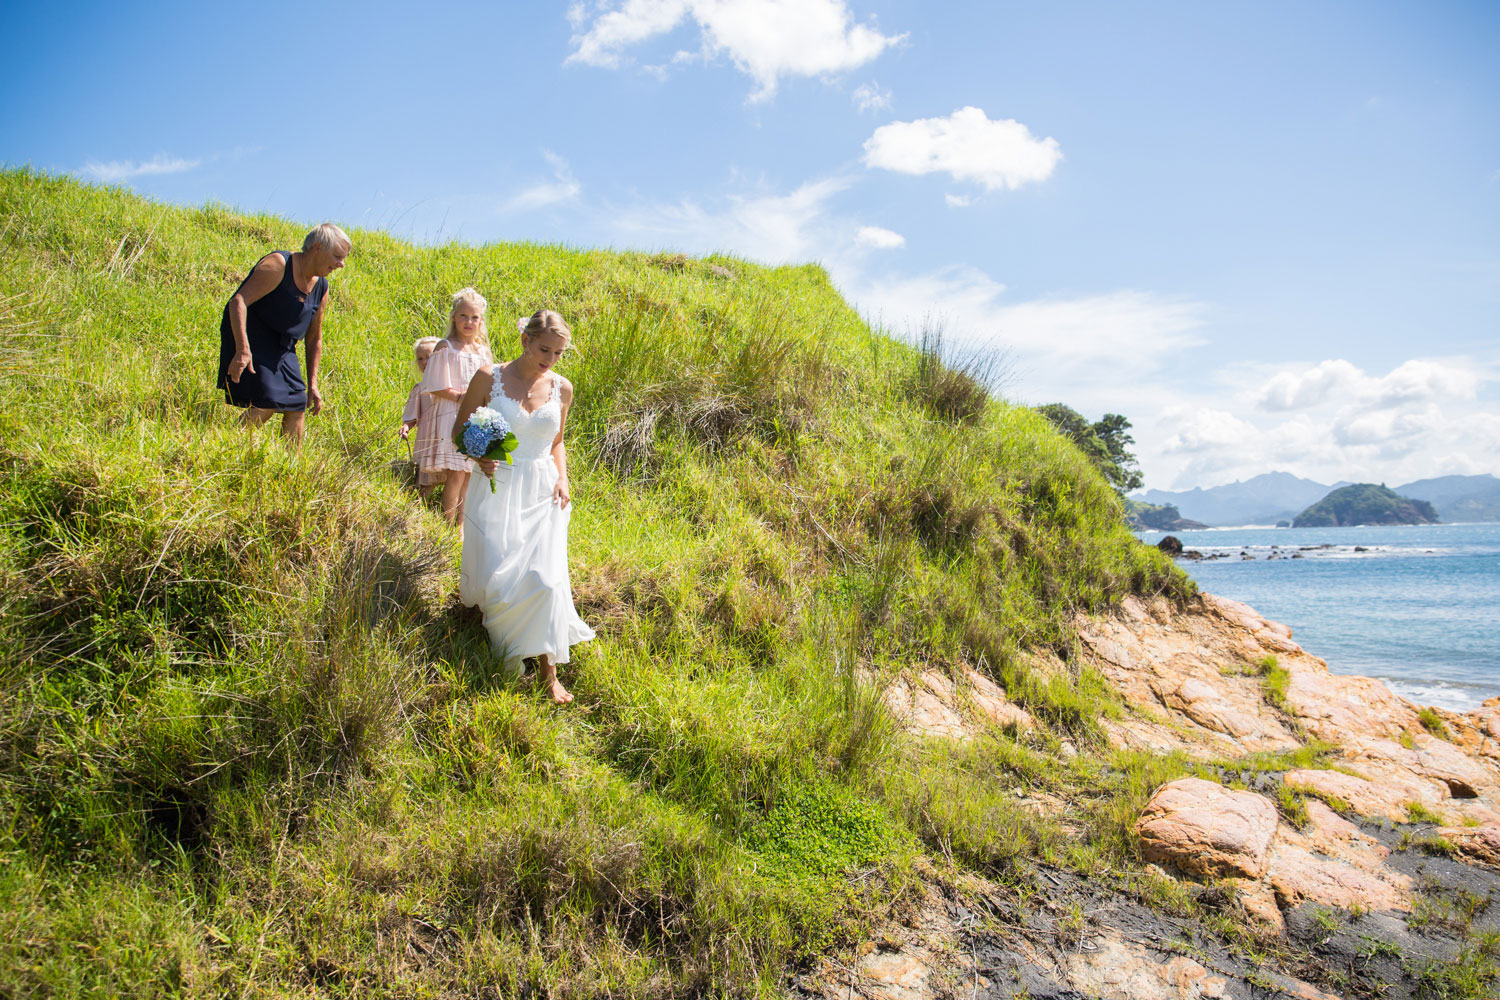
(1283, 768, 1439, 824)
(1302, 799, 1390, 870)
(1064, 933, 1228, 1000)
(1264, 840, 1412, 911)
(1434, 825, 1500, 867)
(883, 674, 968, 741)
(1283, 669, 1419, 744)
(1349, 734, 1498, 800)
(1136, 778, 1278, 879)
(1227, 877, 1285, 935)
(1163, 677, 1276, 741)
(961, 667, 1034, 731)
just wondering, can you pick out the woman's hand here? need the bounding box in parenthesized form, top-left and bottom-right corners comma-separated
(227, 351, 255, 383)
(475, 457, 498, 476)
(553, 476, 571, 508)
(399, 422, 413, 440)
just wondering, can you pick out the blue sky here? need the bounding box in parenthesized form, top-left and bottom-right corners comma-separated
(3, 0, 1497, 489)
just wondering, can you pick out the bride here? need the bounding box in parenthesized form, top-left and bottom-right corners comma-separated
(453, 309, 595, 703)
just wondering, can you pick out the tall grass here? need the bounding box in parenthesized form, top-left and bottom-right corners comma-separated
(0, 168, 1192, 997)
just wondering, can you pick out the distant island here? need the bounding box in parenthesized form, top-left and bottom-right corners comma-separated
(1131, 471, 1500, 526)
(1292, 483, 1439, 527)
(1125, 500, 1208, 531)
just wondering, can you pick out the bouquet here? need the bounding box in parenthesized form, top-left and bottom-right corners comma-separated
(454, 406, 519, 492)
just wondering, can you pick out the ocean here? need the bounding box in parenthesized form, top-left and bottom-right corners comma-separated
(1132, 522, 1500, 712)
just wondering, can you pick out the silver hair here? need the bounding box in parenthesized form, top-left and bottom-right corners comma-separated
(302, 222, 351, 254)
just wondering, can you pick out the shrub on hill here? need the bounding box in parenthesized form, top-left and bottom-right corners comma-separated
(0, 169, 1189, 996)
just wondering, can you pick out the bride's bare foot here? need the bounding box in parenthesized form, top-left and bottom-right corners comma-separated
(538, 657, 574, 705)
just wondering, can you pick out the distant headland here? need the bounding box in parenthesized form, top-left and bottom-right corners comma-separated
(1292, 483, 1439, 527)
(1132, 472, 1500, 527)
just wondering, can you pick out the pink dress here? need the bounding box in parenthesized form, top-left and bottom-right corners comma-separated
(401, 382, 431, 433)
(414, 339, 491, 485)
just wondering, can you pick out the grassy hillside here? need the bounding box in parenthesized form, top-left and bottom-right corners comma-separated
(0, 168, 1188, 998)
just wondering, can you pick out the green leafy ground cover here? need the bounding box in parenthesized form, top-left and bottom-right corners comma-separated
(0, 168, 1193, 997)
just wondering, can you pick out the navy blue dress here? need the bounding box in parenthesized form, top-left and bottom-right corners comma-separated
(218, 251, 327, 411)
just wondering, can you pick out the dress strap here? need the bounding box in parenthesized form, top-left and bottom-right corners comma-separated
(549, 374, 560, 403)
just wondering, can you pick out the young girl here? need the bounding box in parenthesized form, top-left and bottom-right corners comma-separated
(400, 336, 440, 498)
(454, 310, 594, 704)
(415, 289, 494, 529)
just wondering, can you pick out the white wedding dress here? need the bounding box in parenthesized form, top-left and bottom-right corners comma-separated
(459, 371, 594, 672)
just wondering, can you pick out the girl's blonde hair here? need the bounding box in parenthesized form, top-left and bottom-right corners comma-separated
(412, 335, 439, 376)
(518, 309, 574, 350)
(448, 287, 493, 360)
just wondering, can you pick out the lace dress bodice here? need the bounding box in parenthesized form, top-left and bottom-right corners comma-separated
(490, 371, 561, 463)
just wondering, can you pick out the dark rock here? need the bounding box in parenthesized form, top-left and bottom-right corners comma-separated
(1157, 536, 1183, 556)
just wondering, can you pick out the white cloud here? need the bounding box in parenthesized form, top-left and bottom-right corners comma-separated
(611, 174, 853, 264)
(851, 81, 892, 112)
(1332, 403, 1444, 449)
(944, 193, 974, 208)
(840, 263, 1206, 394)
(79, 154, 200, 183)
(1161, 408, 1261, 454)
(566, 0, 905, 101)
(504, 151, 581, 212)
(863, 107, 1062, 192)
(1257, 357, 1480, 412)
(566, 0, 690, 68)
(854, 225, 904, 249)
(1138, 356, 1500, 489)
(1257, 359, 1362, 410)
(1375, 359, 1480, 406)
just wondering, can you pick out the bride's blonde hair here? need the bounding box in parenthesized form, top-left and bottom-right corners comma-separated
(448, 287, 493, 360)
(517, 309, 574, 352)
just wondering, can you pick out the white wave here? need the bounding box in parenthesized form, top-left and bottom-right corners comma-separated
(1378, 677, 1493, 713)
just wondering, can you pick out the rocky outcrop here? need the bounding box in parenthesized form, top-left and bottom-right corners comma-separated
(1136, 778, 1278, 878)
(812, 587, 1500, 1000)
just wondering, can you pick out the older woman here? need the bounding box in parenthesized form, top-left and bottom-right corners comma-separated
(218, 223, 351, 442)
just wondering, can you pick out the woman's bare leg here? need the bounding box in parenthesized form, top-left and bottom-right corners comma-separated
(441, 469, 470, 534)
(242, 406, 275, 428)
(538, 655, 572, 704)
(280, 410, 306, 444)
(242, 407, 303, 445)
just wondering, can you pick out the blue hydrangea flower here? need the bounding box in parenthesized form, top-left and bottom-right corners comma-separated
(457, 407, 516, 491)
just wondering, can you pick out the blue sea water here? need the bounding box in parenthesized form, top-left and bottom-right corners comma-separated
(1132, 523, 1500, 712)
